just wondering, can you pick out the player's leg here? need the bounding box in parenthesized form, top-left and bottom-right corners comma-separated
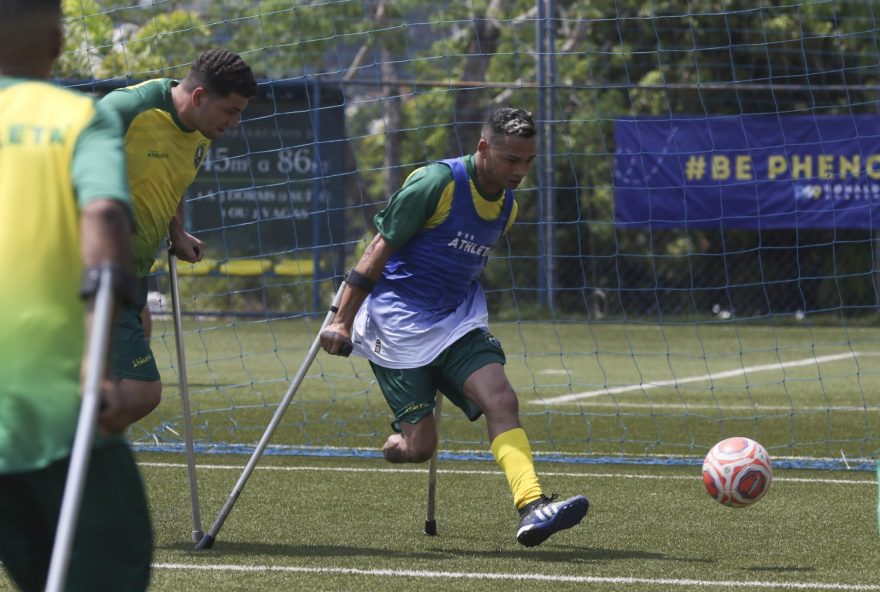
(465, 362, 588, 546)
(442, 329, 589, 547)
(117, 377, 161, 427)
(0, 441, 152, 591)
(462, 363, 542, 502)
(369, 362, 439, 463)
(0, 471, 54, 591)
(142, 274, 159, 341)
(112, 279, 162, 427)
(141, 305, 152, 340)
(437, 330, 541, 507)
(383, 411, 438, 463)
(63, 440, 152, 591)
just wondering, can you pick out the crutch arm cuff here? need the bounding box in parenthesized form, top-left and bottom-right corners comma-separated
(79, 264, 138, 307)
(344, 268, 377, 293)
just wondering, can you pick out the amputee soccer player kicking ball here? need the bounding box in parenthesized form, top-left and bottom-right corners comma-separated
(320, 107, 589, 547)
(99, 49, 257, 427)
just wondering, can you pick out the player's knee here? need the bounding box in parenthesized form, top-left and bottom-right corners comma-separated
(121, 379, 162, 415)
(407, 443, 435, 463)
(142, 380, 162, 413)
(389, 448, 433, 464)
(408, 429, 438, 462)
(383, 433, 435, 463)
(482, 384, 519, 417)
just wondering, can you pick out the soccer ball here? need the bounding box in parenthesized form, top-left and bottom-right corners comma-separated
(702, 437, 773, 508)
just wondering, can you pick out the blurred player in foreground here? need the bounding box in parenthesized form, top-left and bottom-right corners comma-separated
(320, 107, 588, 547)
(0, 0, 152, 589)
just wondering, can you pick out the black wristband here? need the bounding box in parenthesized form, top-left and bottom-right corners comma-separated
(344, 268, 377, 293)
(79, 264, 138, 307)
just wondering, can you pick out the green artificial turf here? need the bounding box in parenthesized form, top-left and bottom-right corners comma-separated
(134, 452, 879, 592)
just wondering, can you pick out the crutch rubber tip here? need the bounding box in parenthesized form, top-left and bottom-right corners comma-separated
(192, 530, 205, 544)
(424, 520, 437, 536)
(194, 533, 215, 550)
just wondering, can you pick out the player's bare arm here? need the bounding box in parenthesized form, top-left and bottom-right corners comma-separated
(320, 233, 395, 355)
(80, 198, 135, 435)
(169, 198, 205, 262)
(80, 199, 133, 270)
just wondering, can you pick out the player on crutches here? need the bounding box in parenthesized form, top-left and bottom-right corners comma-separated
(97, 49, 257, 431)
(319, 108, 588, 547)
(0, 3, 152, 590)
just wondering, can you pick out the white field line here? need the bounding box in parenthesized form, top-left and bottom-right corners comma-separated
(535, 352, 861, 405)
(131, 443, 872, 465)
(151, 563, 880, 590)
(561, 402, 880, 412)
(137, 462, 876, 485)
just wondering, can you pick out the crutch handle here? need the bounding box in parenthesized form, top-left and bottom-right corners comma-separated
(321, 330, 352, 357)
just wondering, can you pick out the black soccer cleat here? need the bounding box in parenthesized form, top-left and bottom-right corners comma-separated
(515, 493, 589, 547)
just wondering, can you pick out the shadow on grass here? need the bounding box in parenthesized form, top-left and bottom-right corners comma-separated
(450, 545, 714, 565)
(746, 565, 816, 573)
(159, 541, 455, 560)
(158, 541, 710, 565)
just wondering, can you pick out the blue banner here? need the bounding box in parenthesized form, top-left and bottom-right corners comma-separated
(614, 115, 880, 229)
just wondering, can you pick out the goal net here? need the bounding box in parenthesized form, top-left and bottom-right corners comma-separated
(59, 0, 880, 470)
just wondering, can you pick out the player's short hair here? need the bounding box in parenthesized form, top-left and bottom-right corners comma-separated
(0, 0, 60, 18)
(482, 107, 537, 142)
(183, 49, 258, 99)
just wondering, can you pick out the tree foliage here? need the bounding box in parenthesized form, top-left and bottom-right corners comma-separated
(56, 0, 880, 316)
(56, 1, 210, 80)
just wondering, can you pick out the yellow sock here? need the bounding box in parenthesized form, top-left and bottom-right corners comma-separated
(490, 427, 543, 510)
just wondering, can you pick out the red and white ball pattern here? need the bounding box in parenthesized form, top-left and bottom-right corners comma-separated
(702, 437, 773, 508)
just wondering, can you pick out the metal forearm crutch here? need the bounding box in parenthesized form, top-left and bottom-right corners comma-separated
(168, 247, 204, 542)
(45, 265, 115, 592)
(424, 392, 444, 536)
(196, 281, 350, 550)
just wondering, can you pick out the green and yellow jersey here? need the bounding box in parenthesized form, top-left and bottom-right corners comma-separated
(374, 154, 518, 250)
(0, 77, 130, 473)
(100, 79, 210, 276)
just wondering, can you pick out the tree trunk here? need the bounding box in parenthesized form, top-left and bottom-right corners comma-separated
(446, 0, 505, 156)
(381, 45, 403, 197)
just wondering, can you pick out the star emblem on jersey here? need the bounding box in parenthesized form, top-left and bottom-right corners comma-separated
(194, 142, 207, 168)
